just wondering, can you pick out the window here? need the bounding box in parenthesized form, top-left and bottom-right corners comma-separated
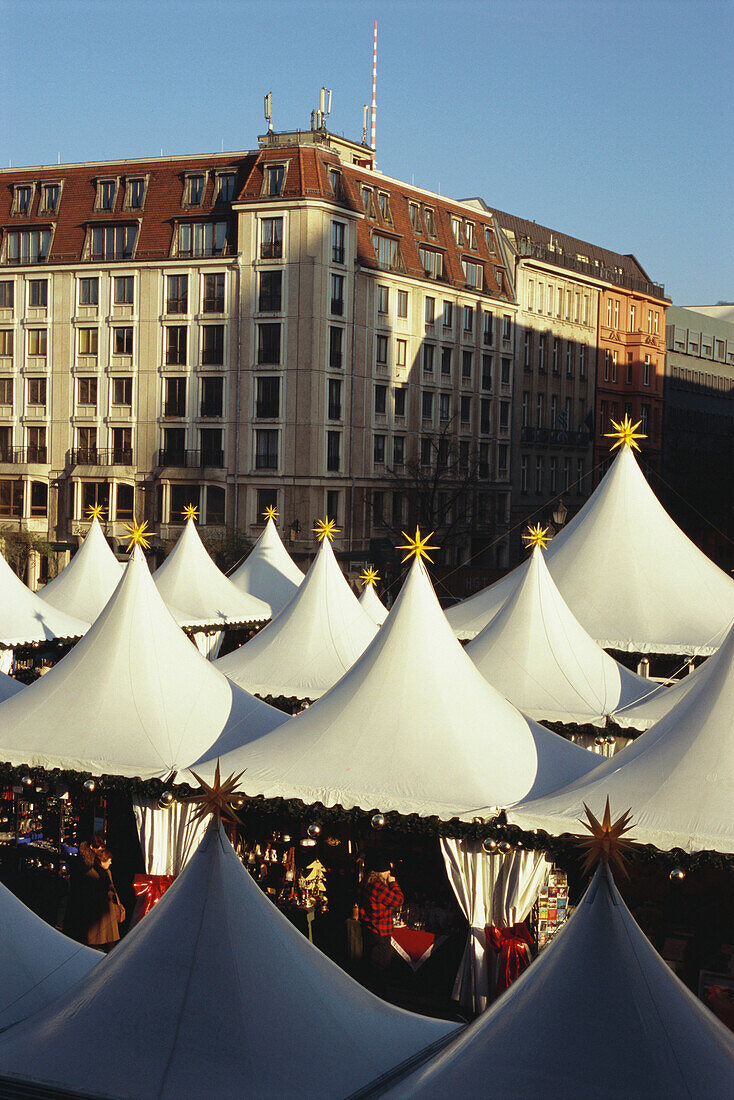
(164, 377, 186, 417)
(329, 326, 343, 369)
(538, 333, 546, 371)
(42, 184, 60, 214)
(114, 276, 134, 305)
(614, 300, 619, 329)
(394, 387, 406, 417)
(30, 481, 47, 517)
(377, 285, 389, 314)
(330, 274, 344, 315)
(77, 377, 97, 407)
(255, 376, 280, 419)
(28, 328, 47, 356)
(480, 398, 490, 434)
(331, 221, 346, 264)
(97, 180, 116, 211)
(0, 282, 14, 309)
(482, 354, 492, 390)
(162, 426, 185, 463)
(378, 192, 392, 222)
(115, 483, 134, 520)
(536, 392, 544, 428)
(200, 427, 222, 466)
(326, 430, 340, 471)
(422, 391, 433, 420)
(27, 377, 47, 407)
(396, 338, 407, 368)
(462, 350, 473, 380)
(79, 277, 98, 306)
(0, 480, 23, 516)
(374, 384, 387, 415)
(393, 436, 405, 466)
(328, 378, 342, 420)
(502, 315, 512, 341)
(169, 483, 200, 521)
(77, 327, 98, 358)
(420, 437, 432, 466)
(482, 311, 493, 346)
(523, 332, 531, 370)
(451, 216, 463, 245)
(127, 178, 146, 210)
(566, 342, 573, 376)
(166, 326, 187, 365)
(256, 487, 278, 522)
(552, 337, 560, 374)
(29, 279, 47, 307)
(423, 207, 436, 236)
(183, 173, 205, 207)
(372, 489, 384, 526)
(423, 344, 435, 374)
(0, 330, 12, 357)
(424, 296, 436, 325)
(326, 490, 340, 526)
(255, 428, 279, 469)
(89, 225, 136, 261)
(499, 401, 510, 430)
(520, 455, 528, 493)
(260, 217, 283, 259)
(629, 304, 636, 332)
(563, 458, 571, 491)
(373, 434, 386, 464)
(462, 260, 483, 289)
(577, 459, 584, 494)
(201, 376, 224, 417)
(642, 356, 651, 386)
(460, 395, 471, 423)
(459, 440, 470, 471)
(4, 228, 51, 264)
(0, 377, 11, 407)
(441, 347, 452, 376)
(579, 344, 586, 378)
(361, 187, 377, 217)
(202, 324, 225, 365)
(329, 168, 342, 198)
(112, 377, 132, 407)
(606, 300, 612, 327)
(257, 323, 280, 364)
(535, 456, 544, 494)
(114, 327, 133, 355)
(203, 272, 225, 312)
(521, 391, 529, 427)
(419, 248, 443, 279)
(27, 426, 47, 462)
(176, 221, 226, 258)
(397, 290, 408, 318)
(463, 305, 474, 334)
(374, 234, 401, 271)
(391, 491, 403, 526)
(216, 173, 236, 203)
(256, 269, 282, 313)
(375, 334, 388, 366)
(439, 393, 450, 421)
(111, 427, 132, 463)
(166, 275, 188, 314)
(409, 202, 422, 231)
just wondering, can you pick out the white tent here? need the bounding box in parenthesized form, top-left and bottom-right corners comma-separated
(0, 669, 22, 703)
(613, 659, 710, 731)
(0, 546, 289, 780)
(229, 517, 303, 616)
(506, 620, 734, 854)
(194, 558, 598, 818)
(466, 546, 652, 725)
(0, 822, 454, 1099)
(380, 863, 734, 1098)
(0, 549, 88, 649)
(359, 581, 389, 626)
(153, 518, 271, 628)
(41, 516, 124, 624)
(447, 445, 734, 654)
(0, 878, 100, 1029)
(215, 536, 377, 700)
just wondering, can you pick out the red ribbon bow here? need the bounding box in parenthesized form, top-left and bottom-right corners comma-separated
(485, 922, 534, 993)
(132, 874, 175, 918)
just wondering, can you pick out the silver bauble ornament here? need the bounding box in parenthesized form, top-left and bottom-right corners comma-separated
(482, 837, 498, 853)
(371, 813, 386, 829)
(83, 779, 96, 793)
(307, 823, 321, 838)
(498, 841, 512, 853)
(21, 775, 33, 787)
(158, 791, 175, 808)
(670, 867, 686, 881)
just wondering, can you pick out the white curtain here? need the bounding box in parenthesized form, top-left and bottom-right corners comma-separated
(0, 650, 13, 675)
(132, 797, 208, 876)
(440, 838, 549, 1014)
(191, 630, 224, 661)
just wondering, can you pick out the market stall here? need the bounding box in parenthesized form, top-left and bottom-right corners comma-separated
(229, 509, 304, 616)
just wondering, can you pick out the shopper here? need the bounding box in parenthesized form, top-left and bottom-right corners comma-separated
(358, 857, 403, 998)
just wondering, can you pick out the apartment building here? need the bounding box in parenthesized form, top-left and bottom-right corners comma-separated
(0, 121, 516, 574)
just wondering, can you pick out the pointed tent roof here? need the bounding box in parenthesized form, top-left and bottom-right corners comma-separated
(0, 879, 100, 1030)
(0, 546, 288, 780)
(466, 546, 653, 725)
(229, 517, 303, 616)
(0, 670, 22, 703)
(196, 558, 598, 818)
(0, 550, 88, 649)
(379, 863, 734, 1099)
(447, 445, 734, 654)
(153, 518, 271, 628)
(0, 823, 454, 1098)
(359, 581, 389, 626)
(506, 620, 734, 853)
(215, 536, 377, 700)
(613, 661, 706, 731)
(41, 516, 124, 623)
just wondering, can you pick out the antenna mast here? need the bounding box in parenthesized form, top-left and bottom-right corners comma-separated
(370, 20, 377, 168)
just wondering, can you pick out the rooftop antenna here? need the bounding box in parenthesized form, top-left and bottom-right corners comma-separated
(370, 20, 377, 168)
(319, 86, 332, 128)
(264, 91, 273, 133)
(362, 105, 369, 145)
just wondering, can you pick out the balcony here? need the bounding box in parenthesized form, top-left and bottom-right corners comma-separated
(0, 446, 48, 464)
(157, 448, 224, 469)
(68, 448, 134, 466)
(520, 427, 590, 448)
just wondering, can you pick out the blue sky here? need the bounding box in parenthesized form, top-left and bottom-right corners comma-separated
(3, 0, 731, 305)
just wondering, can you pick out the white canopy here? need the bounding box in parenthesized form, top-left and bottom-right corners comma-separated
(153, 518, 271, 628)
(0, 822, 454, 1098)
(0, 546, 289, 780)
(0, 549, 88, 649)
(447, 445, 734, 654)
(194, 558, 597, 818)
(41, 517, 124, 624)
(506, 620, 734, 854)
(613, 661, 707, 731)
(359, 582, 389, 626)
(0, 670, 22, 703)
(0, 878, 100, 1030)
(229, 517, 303, 616)
(382, 863, 734, 1098)
(466, 546, 652, 725)
(215, 536, 377, 700)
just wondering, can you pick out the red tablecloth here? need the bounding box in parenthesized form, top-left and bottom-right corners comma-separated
(132, 874, 175, 920)
(391, 927, 447, 971)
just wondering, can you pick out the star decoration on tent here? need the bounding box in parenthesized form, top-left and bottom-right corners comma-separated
(184, 761, 245, 827)
(604, 414, 647, 452)
(124, 519, 151, 552)
(576, 797, 635, 879)
(263, 505, 279, 521)
(522, 523, 552, 551)
(397, 526, 439, 565)
(182, 503, 199, 522)
(359, 566, 380, 588)
(313, 517, 339, 542)
(86, 503, 106, 521)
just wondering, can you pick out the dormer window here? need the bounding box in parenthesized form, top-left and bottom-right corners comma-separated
(408, 202, 423, 232)
(263, 164, 285, 197)
(216, 172, 236, 203)
(96, 179, 117, 212)
(485, 227, 497, 255)
(185, 174, 206, 206)
(40, 182, 61, 214)
(124, 177, 147, 211)
(361, 186, 376, 217)
(12, 185, 34, 216)
(466, 222, 478, 250)
(451, 216, 464, 245)
(328, 168, 343, 198)
(378, 191, 392, 223)
(423, 207, 437, 237)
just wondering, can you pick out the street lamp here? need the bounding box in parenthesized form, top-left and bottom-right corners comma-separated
(552, 499, 568, 528)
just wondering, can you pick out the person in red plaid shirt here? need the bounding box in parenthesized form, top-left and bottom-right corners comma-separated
(359, 856, 403, 998)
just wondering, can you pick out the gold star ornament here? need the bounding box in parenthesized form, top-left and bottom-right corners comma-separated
(124, 519, 151, 551)
(522, 523, 551, 551)
(263, 505, 279, 521)
(86, 503, 106, 521)
(360, 566, 380, 588)
(184, 761, 245, 828)
(313, 517, 339, 542)
(604, 414, 647, 452)
(182, 503, 199, 522)
(397, 526, 439, 564)
(576, 797, 635, 879)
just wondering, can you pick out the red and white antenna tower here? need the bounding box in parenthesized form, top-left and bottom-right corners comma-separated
(370, 20, 377, 168)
